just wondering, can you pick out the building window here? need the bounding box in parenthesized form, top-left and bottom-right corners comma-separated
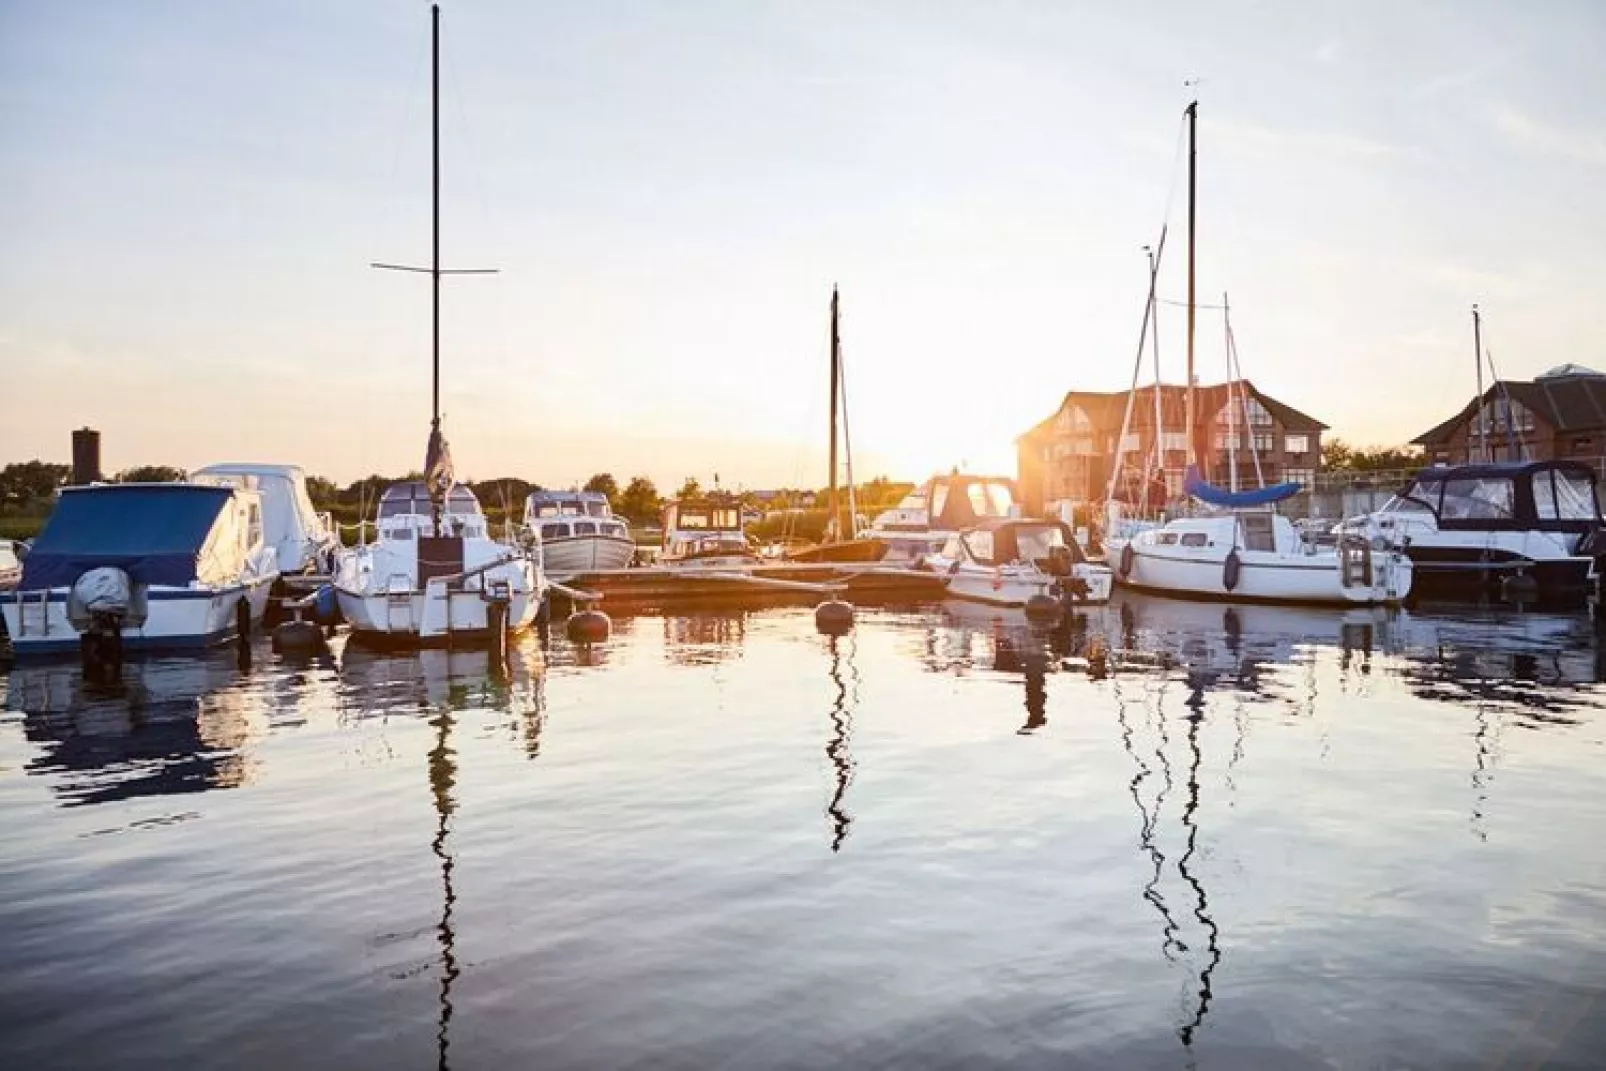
(1161, 432, 1189, 453)
(1473, 398, 1535, 434)
(1573, 437, 1594, 451)
(1286, 434, 1310, 454)
(1253, 433, 1274, 452)
(1286, 468, 1314, 486)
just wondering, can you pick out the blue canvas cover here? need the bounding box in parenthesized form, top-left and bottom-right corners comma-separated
(1183, 465, 1303, 508)
(21, 484, 233, 590)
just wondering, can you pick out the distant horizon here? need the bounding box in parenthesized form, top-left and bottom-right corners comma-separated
(4, 1, 1602, 486)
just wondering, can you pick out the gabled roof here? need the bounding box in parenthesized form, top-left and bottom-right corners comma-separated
(1413, 371, 1606, 445)
(1019, 379, 1327, 442)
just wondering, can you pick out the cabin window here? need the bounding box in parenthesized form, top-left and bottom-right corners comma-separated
(606, 521, 627, 537)
(940, 534, 963, 559)
(1239, 514, 1276, 552)
(679, 512, 710, 529)
(1157, 532, 1179, 545)
(963, 530, 995, 563)
(386, 527, 416, 541)
(1180, 532, 1209, 548)
(1554, 471, 1599, 520)
(931, 483, 950, 520)
(541, 523, 567, 540)
(1285, 434, 1310, 454)
(576, 521, 598, 536)
(1439, 478, 1515, 520)
(246, 502, 263, 550)
(586, 502, 607, 517)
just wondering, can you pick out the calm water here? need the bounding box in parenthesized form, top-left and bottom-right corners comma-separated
(2, 594, 1605, 1070)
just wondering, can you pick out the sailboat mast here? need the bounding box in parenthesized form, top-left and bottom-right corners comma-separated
(827, 287, 840, 541)
(432, 2, 441, 428)
(1471, 304, 1484, 463)
(1224, 292, 1236, 493)
(1184, 101, 1198, 473)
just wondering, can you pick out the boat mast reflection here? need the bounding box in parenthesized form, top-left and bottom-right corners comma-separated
(823, 634, 857, 852)
(427, 704, 459, 1071)
(1176, 674, 1221, 1049)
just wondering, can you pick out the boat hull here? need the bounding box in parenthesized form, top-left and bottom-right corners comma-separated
(336, 582, 540, 643)
(0, 580, 274, 657)
(944, 563, 1114, 608)
(1112, 541, 1410, 606)
(1402, 546, 1597, 604)
(540, 535, 637, 578)
(784, 538, 888, 564)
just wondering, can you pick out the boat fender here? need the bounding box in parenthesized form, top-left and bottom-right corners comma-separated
(1223, 548, 1241, 592)
(814, 598, 855, 635)
(1119, 543, 1135, 580)
(312, 583, 339, 626)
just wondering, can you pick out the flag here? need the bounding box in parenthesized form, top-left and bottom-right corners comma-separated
(425, 420, 455, 499)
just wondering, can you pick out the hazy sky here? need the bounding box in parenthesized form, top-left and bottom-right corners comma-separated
(3, 1, 1603, 489)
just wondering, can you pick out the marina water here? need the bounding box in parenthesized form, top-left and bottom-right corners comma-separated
(2, 596, 1604, 1069)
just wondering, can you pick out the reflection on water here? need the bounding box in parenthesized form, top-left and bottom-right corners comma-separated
(1, 595, 1604, 1068)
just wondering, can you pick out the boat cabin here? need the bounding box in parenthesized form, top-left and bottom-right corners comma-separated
(662, 498, 751, 560)
(1139, 512, 1307, 555)
(1384, 461, 1602, 533)
(524, 491, 630, 543)
(374, 481, 488, 541)
(875, 474, 1018, 533)
(941, 518, 1087, 570)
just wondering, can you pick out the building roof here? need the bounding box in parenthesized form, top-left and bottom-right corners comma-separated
(1412, 370, 1606, 445)
(1019, 380, 1327, 442)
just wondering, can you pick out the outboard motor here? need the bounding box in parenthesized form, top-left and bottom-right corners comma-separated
(73, 566, 132, 680)
(1041, 545, 1075, 577)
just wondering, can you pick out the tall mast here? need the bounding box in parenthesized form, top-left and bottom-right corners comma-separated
(827, 286, 840, 541)
(1149, 245, 1163, 508)
(1472, 304, 1484, 463)
(1224, 292, 1236, 492)
(432, 1, 441, 428)
(1184, 101, 1198, 473)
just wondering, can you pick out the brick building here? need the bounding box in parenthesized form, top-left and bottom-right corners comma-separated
(1411, 365, 1606, 466)
(1016, 381, 1327, 515)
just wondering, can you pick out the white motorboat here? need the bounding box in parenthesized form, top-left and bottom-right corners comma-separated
(334, 482, 543, 643)
(332, 4, 546, 645)
(865, 472, 1021, 564)
(192, 463, 339, 575)
(1109, 510, 1411, 606)
(1, 483, 279, 657)
(1339, 460, 1604, 605)
(925, 518, 1114, 608)
(523, 491, 635, 577)
(659, 497, 760, 569)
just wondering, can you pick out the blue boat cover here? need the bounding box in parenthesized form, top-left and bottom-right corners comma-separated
(1183, 465, 1303, 508)
(21, 484, 234, 590)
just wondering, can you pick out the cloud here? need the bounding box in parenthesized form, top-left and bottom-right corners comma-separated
(1315, 39, 1342, 65)
(1489, 104, 1606, 166)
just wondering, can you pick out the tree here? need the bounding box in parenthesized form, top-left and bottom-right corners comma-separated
(114, 464, 186, 483)
(468, 477, 536, 512)
(0, 461, 72, 506)
(1321, 438, 1422, 473)
(583, 473, 619, 501)
(618, 476, 660, 523)
(305, 475, 339, 507)
(676, 476, 701, 500)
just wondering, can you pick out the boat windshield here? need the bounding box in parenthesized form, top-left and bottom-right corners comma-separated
(676, 507, 741, 530)
(1438, 477, 1516, 521)
(1383, 486, 1435, 514)
(894, 490, 928, 511)
(379, 484, 481, 518)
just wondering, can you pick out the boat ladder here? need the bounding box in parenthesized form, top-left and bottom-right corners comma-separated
(15, 589, 52, 637)
(1338, 537, 1374, 589)
(384, 573, 416, 632)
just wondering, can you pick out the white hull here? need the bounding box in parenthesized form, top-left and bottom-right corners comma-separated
(945, 562, 1114, 607)
(541, 535, 637, 577)
(1, 580, 274, 657)
(1110, 538, 1410, 606)
(336, 580, 540, 641)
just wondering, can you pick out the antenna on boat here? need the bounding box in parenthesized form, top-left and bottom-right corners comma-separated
(1471, 304, 1486, 463)
(371, 2, 498, 535)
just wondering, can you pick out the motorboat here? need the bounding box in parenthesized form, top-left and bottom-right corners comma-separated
(331, 4, 546, 645)
(1109, 508, 1412, 606)
(192, 463, 339, 574)
(0, 483, 279, 657)
(659, 497, 760, 569)
(522, 491, 635, 576)
(0, 539, 21, 591)
(925, 517, 1114, 608)
(1338, 461, 1605, 604)
(864, 472, 1021, 564)
(333, 482, 544, 643)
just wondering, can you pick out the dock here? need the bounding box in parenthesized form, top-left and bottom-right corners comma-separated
(551, 562, 946, 608)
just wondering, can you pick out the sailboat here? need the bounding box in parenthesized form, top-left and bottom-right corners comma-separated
(785, 288, 888, 564)
(1104, 102, 1412, 606)
(332, 3, 546, 643)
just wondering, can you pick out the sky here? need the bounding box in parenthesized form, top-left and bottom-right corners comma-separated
(2, 1, 1604, 490)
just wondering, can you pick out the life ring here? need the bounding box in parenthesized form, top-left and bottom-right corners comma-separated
(1119, 543, 1135, 580)
(1223, 548, 1241, 592)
